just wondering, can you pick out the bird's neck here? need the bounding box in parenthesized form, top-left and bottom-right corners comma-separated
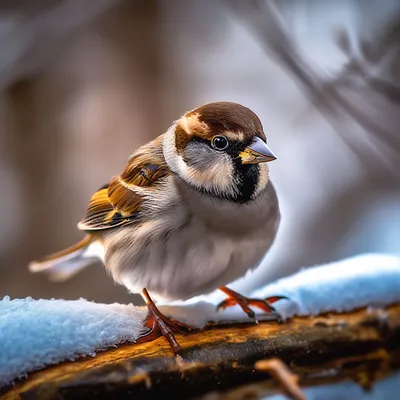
(180, 163, 262, 204)
(176, 178, 275, 232)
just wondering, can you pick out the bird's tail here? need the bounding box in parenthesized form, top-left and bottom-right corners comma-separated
(29, 234, 104, 282)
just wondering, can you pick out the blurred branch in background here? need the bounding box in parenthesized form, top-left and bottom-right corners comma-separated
(0, 0, 399, 302)
(225, 0, 400, 174)
(224, 0, 400, 293)
(0, 0, 163, 304)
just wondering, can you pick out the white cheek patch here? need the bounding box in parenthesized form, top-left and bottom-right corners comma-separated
(254, 163, 270, 197)
(185, 161, 235, 195)
(163, 124, 237, 197)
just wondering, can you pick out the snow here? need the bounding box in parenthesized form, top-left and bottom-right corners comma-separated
(254, 253, 400, 317)
(0, 298, 147, 387)
(163, 253, 400, 325)
(1, 253, 400, 388)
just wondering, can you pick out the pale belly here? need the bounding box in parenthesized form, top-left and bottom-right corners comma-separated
(102, 206, 279, 302)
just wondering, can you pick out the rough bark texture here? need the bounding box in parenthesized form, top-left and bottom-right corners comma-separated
(2, 303, 400, 399)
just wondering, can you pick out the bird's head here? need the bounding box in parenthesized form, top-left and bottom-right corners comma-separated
(163, 101, 276, 203)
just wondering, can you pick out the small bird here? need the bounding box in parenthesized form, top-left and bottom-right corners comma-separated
(29, 101, 285, 354)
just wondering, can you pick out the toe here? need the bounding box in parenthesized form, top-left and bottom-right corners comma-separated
(265, 295, 288, 304)
(216, 298, 237, 312)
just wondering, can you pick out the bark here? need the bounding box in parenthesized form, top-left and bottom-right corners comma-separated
(2, 303, 400, 399)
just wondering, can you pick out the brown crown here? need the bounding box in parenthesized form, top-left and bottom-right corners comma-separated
(175, 102, 266, 151)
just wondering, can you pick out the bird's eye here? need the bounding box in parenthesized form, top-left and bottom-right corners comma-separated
(211, 135, 229, 151)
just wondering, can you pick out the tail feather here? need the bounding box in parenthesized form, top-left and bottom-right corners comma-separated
(29, 235, 104, 282)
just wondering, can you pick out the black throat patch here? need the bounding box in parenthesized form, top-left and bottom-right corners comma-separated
(231, 162, 260, 203)
(227, 139, 260, 203)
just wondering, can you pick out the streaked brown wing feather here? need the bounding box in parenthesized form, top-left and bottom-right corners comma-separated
(78, 135, 169, 231)
(108, 176, 143, 217)
(77, 186, 130, 231)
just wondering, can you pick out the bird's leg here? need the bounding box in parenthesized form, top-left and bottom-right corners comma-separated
(140, 288, 198, 356)
(217, 286, 287, 323)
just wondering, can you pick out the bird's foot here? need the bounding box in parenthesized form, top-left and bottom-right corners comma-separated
(140, 288, 198, 357)
(217, 286, 287, 323)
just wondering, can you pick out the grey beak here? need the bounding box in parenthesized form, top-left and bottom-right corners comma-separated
(240, 137, 277, 164)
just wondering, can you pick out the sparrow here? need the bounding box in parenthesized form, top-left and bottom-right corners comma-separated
(29, 101, 285, 354)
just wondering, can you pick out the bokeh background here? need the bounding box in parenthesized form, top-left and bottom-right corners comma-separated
(0, 0, 399, 304)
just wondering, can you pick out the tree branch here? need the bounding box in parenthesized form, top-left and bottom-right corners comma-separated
(2, 303, 400, 399)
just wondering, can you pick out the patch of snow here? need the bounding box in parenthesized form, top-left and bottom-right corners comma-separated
(0, 298, 147, 387)
(1, 253, 399, 388)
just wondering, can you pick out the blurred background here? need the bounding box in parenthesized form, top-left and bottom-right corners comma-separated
(0, 0, 399, 304)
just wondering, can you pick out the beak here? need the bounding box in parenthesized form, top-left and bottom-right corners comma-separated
(240, 137, 277, 164)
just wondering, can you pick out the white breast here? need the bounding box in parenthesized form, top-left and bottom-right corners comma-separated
(102, 179, 280, 302)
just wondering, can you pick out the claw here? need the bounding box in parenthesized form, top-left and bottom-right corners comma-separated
(140, 288, 198, 356)
(217, 287, 288, 323)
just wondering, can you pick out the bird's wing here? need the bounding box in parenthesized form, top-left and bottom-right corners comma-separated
(78, 135, 169, 231)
